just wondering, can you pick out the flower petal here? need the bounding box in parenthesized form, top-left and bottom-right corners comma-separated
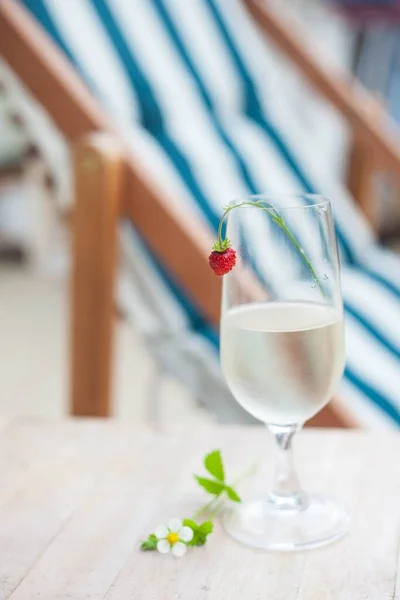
(179, 526, 194, 543)
(168, 518, 182, 532)
(171, 542, 187, 557)
(157, 539, 171, 554)
(154, 525, 169, 539)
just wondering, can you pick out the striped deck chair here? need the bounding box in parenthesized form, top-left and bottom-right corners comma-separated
(2, 0, 400, 428)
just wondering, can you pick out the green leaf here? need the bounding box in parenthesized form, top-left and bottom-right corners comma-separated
(140, 534, 158, 551)
(199, 521, 213, 534)
(224, 485, 241, 503)
(190, 533, 206, 547)
(184, 519, 213, 547)
(204, 450, 225, 482)
(183, 518, 198, 531)
(195, 476, 225, 496)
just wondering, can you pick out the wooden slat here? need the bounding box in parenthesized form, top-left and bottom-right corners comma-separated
(346, 96, 386, 227)
(68, 429, 400, 599)
(347, 136, 377, 226)
(0, 418, 84, 507)
(0, 422, 399, 598)
(6, 426, 202, 600)
(270, 430, 395, 599)
(0, 419, 134, 600)
(295, 433, 400, 598)
(244, 0, 400, 180)
(307, 398, 358, 428)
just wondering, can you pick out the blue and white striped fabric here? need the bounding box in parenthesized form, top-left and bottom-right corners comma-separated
(16, 0, 400, 427)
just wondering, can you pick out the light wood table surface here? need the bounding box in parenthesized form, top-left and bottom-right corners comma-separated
(1, 417, 399, 599)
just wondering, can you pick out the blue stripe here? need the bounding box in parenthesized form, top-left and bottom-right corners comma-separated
(345, 301, 400, 358)
(89, 0, 220, 229)
(344, 261, 400, 317)
(21, 0, 103, 106)
(21, 0, 78, 68)
(361, 265, 400, 298)
(345, 367, 400, 425)
(90, 0, 163, 133)
(152, 0, 258, 195)
(204, 0, 354, 264)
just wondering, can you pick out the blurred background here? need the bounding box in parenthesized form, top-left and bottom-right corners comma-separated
(1, 0, 400, 428)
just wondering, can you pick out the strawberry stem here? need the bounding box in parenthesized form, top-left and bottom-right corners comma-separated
(216, 200, 324, 295)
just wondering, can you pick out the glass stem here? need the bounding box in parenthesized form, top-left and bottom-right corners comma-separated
(267, 424, 308, 510)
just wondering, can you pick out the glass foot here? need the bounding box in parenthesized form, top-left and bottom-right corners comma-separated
(222, 495, 350, 551)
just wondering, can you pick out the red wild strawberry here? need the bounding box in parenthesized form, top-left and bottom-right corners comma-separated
(209, 246, 236, 276)
(210, 209, 237, 275)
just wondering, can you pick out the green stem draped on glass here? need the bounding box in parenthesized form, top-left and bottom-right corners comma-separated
(214, 200, 323, 295)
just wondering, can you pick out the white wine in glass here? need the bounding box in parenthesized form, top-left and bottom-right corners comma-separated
(222, 302, 344, 425)
(220, 194, 349, 551)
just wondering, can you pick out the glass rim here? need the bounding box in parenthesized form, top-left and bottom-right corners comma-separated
(229, 193, 330, 212)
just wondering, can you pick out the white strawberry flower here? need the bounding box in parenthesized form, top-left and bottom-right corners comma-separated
(155, 518, 193, 557)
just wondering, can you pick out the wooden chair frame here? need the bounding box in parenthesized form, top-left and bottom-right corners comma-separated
(1, 0, 399, 426)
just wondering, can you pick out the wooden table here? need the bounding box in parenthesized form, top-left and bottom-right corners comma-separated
(1, 417, 399, 599)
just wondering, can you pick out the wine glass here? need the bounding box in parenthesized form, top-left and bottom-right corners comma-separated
(220, 193, 349, 551)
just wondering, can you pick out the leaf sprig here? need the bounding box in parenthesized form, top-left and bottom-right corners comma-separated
(140, 449, 255, 554)
(183, 519, 213, 546)
(141, 534, 158, 551)
(194, 449, 241, 509)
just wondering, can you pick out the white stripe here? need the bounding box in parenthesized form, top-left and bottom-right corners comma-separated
(107, 1, 204, 124)
(224, 115, 301, 193)
(340, 378, 396, 430)
(310, 173, 374, 261)
(364, 246, 400, 294)
(121, 123, 208, 223)
(119, 223, 187, 333)
(345, 313, 400, 413)
(161, 0, 242, 114)
(342, 266, 400, 352)
(44, 0, 139, 122)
